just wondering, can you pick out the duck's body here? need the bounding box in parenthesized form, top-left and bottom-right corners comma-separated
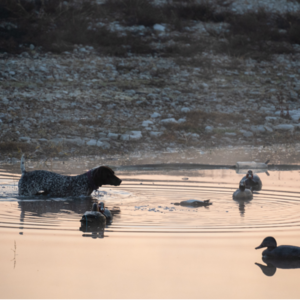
(240, 170, 262, 191)
(256, 237, 300, 259)
(173, 199, 212, 207)
(80, 203, 106, 225)
(233, 180, 253, 201)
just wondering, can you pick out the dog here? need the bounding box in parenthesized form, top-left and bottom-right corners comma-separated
(18, 155, 122, 197)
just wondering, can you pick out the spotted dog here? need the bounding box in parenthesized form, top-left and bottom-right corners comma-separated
(18, 155, 122, 197)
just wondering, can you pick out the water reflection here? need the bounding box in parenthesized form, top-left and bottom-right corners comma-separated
(233, 198, 252, 217)
(255, 257, 300, 276)
(79, 223, 106, 239)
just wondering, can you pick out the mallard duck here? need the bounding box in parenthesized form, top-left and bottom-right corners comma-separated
(80, 203, 106, 226)
(233, 180, 253, 200)
(98, 202, 112, 222)
(255, 237, 300, 258)
(240, 170, 262, 191)
(173, 199, 212, 207)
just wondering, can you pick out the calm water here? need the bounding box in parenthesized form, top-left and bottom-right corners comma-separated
(1, 157, 300, 298)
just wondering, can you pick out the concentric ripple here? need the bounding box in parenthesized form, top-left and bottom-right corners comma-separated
(1, 168, 300, 234)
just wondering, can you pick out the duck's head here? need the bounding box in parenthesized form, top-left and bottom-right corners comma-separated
(246, 170, 253, 179)
(98, 202, 105, 214)
(239, 180, 246, 191)
(92, 203, 98, 212)
(255, 236, 277, 250)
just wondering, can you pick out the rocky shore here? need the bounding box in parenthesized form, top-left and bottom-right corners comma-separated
(1, 0, 300, 161)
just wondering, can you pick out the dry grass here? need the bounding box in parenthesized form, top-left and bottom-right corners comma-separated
(0, 142, 35, 153)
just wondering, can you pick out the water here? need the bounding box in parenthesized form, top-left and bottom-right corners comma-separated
(1, 159, 300, 298)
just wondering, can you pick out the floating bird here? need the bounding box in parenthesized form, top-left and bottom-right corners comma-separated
(232, 180, 253, 201)
(80, 203, 106, 226)
(240, 170, 262, 191)
(255, 237, 300, 258)
(172, 199, 212, 207)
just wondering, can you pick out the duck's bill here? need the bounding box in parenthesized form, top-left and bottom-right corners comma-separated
(255, 244, 264, 249)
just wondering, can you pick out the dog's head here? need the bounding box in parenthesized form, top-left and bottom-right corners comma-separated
(92, 166, 122, 187)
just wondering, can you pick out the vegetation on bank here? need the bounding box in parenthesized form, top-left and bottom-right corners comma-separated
(0, 0, 300, 59)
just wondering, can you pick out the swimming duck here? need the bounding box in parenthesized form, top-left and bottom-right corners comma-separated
(232, 180, 253, 201)
(80, 203, 106, 226)
(255, 237, 300, 258)
(240, 170, 262, 191)
(173, 199, 212, 207)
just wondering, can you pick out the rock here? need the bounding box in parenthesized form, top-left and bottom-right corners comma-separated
(225, 132, 236, 136)
(290, 91, 298, 100)
(151, 112, 161, 118)
(153, 24, 166, 32)
(2, 97, 9, 105)
(87, 139, 97, 146)
(38, 138, 48, 143)
(274, 124, 294, 131)
(177, 118, 186, 123)
(265, 116, 278, 123)
(96, 141, 110, 149)
(19, 137, 31, 142)
(120, 134, 130, 141)
(264, 126, 273, 133)
(181, 107, 190, 113)
(130, 131, 142, 140)
(142, 120, 153, 127)
(161, 118, 177, 124)
(108, 133, 119, 140)
(205, 126, 214, 133)
(250, 125, 266, 133)
(150, 131, 163, 137)
(240, 130, 253, 138)
(29, 44, 35, 50)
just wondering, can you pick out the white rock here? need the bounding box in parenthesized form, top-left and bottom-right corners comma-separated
(108, 133, 119, 140)
(274, 124, 294, 131)
(142, 120, 153, 127)
(150, 131, 163, 137)
(181, 107, 190, 113)
(120, 134, 130, 141)
(97, 141, 110, 149)
(151, 112, 161, 118)
(2, 97, 9, 105)
(243, 132, 253, 138)
(161, 118, 177, 124)
(87, 139, 97, 146)
(130, 131, 142, 140)
(19, 137, 31, 142)
(177, 118, 186, 123)
(153, 24, 165, 32)
(225, 132, 236, 136)
(205, 126, 214, 133)
(38, 138, 48, 143)
(250, 125, 266, 133)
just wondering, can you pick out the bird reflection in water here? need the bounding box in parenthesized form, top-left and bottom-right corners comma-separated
(233, 198, 252, 217)
(255, 256, 300, 277)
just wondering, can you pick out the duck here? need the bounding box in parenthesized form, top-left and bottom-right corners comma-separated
(98, 202, 112, 223)
(240, 170, 262, 191)
(172, 199, 212, 207)
(232, 180, 253, 201)
(255, 237, 300, 258)
(80, 203, 106, 226)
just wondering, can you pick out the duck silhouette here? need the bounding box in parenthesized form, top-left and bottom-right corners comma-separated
(240, 170, 262, 191)
(172, 199, 212, 207)
(232, 180, 253, 201)
(255, 237, 300, 258)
